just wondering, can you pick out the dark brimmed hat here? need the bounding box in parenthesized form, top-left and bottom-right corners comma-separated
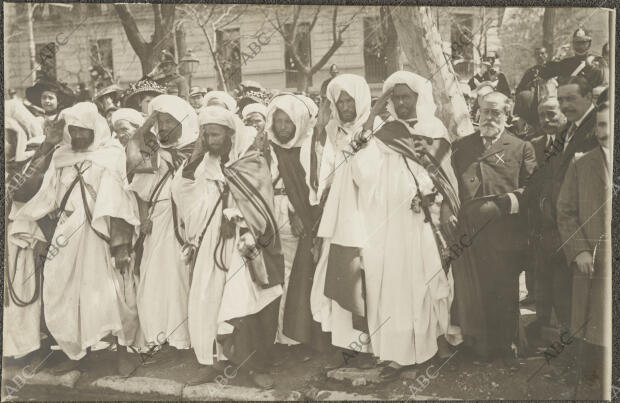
(123, 78, 166, 108)
(25, 77, 76, 110)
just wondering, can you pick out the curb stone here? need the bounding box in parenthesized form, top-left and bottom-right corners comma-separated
(91, 376, 184, 396)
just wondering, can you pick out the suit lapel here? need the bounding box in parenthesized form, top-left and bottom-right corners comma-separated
(588, 146, 610, 187)
(564, 110, 595, 155)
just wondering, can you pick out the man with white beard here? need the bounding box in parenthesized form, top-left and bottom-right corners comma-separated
(451, 92, 537, 370)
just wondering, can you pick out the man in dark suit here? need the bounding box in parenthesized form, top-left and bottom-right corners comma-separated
(523, 97, 568, 343)
(556, 89, 610, 398)
(452, 92, 537, 370)
(553, 76, 598, 210)
(522, 74, 598, 384)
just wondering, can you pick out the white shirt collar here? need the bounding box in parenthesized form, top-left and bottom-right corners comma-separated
(574, 104, 594, 128)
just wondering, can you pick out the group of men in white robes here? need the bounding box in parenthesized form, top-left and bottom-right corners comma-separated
(5, 70, 476, 388)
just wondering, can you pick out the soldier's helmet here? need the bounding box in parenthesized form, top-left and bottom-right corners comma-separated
(160, 49, 177, 66)
(573, 28, 592, 43)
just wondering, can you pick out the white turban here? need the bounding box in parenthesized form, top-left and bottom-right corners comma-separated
(60, 102, 113, 150)
(325, 74, 371, 136)
(148, 95, 199, 149)
(198, 106, 256, 161)
(382, 71, 448, 140)
(266, 94, 318, 149)
(52, 102, 126, 175)
(111, 107, 145, 128)
(241, 103, 268, 120)
(204, 91, 238, 112)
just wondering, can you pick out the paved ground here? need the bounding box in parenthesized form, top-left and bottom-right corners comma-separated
(3, 301, 604, 401)
(1, 274, 603, 401)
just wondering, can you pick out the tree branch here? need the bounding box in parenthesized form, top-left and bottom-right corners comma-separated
(114, 4, 147, 55)
(161, 4, 176, 31)
(290, 6, 302, 45)
(224, 5, 247, 27)
(332, 6, 338, 43)
(338, 6, 365, 37)
(152, 4, 163, 38)
(308, 6, 321, 32)
(310, 36, 342, 75)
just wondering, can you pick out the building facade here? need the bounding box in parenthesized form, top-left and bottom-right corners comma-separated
(5, 3, 501, 97)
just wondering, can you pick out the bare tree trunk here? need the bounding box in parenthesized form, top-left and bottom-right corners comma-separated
(381, 6, 401, 75)
(114, 4, 176, 75)
(297, 72, 310, 92)
(175, 23, 187, 73)
(27, 3, 37, 84)
(542, 8, 555, 56)
(392, 6, 473, 138)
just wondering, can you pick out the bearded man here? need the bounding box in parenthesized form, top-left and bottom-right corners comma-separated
(129, 95, 199, 352)
(10, 102, 140, 375)
(306, 74, 381, 369)
(263, 94, 329, 358)
(171, 106, 284, 389)
(451, 92, 537, 370)
(339, 71, 463, 379)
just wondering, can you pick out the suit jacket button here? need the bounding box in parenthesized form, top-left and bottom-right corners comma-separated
(470, 178, 476, 182)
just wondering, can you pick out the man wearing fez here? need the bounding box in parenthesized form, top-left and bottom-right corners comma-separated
(148, 50, 189, 100)
(451, 92, 537, 370)
(555, 88, 610, 398)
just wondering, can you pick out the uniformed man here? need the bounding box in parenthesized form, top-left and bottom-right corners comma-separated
(516, 47, 549, 95)
(148, 50, 189, 100)
(541, 28, 604, 88)
(468, 56, 511, 98)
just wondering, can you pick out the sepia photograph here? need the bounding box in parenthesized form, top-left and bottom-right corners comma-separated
(2, 1, 616, 401)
